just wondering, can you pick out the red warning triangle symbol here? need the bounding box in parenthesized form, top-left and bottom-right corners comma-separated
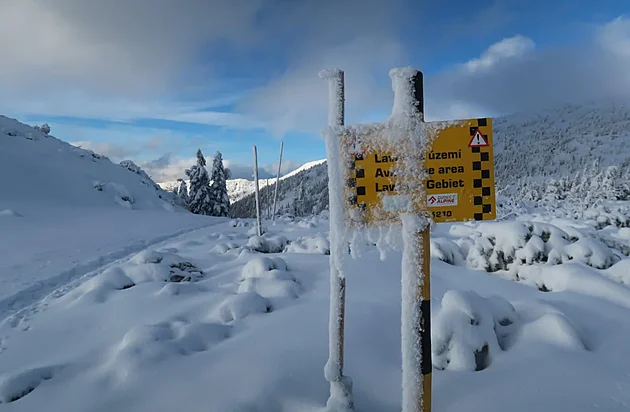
(468, 128, 489, 147)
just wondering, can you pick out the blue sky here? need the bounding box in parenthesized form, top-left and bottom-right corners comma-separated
(0, 0, 629, 181)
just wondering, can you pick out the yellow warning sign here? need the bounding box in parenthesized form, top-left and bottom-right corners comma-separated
(342, 118, 495, 225)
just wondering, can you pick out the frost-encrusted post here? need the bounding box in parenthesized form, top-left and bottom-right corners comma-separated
(391, 68, 432, 412)
(319, 68, 353, 412)
(252, 145, 263, 236)
(272, 141, 284, 221)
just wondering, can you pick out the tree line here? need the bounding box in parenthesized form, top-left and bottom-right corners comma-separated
(172, 149, 231, 217)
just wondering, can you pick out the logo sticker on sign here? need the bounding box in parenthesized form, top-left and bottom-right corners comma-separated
(427, 193, 458, 207)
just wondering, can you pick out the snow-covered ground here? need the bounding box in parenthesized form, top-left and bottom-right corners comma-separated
(1, 211, 629, 411)
(0, 205, 224, 319)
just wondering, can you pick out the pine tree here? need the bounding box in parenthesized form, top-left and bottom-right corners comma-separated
(175, 178, 189, 207)
(185, 149, 213, 215)
(293, 182, 305, 216)
(208, 151, 230, 217)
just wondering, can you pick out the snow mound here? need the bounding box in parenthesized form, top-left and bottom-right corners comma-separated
(64, 267, 135, 304)
(285, 234, 331, 255)
(241, 256, 289, 279)
(106, 321, 229, 380)
(295, 216, 325, 229)
(0, 365, 61, 404)
(216, 292, 272, 323)
(432, 290, 519, 372)
(247, 234, 289, 253)
(211, 242, 242, 255)
(606, 259, 630, 285)
(514, 263, 630, 307)
(239, 257, 298, 299)
(157, 282, 208, 297)
(125, 250, 204, 283)
(516, 312, 587, 351)
(0, 115, 181, 211)
(446, 221, 620, 271)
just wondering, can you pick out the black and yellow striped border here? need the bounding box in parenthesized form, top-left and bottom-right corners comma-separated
(470, 118, 493, 221)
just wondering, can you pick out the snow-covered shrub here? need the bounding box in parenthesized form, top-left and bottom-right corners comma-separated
(126, 250, 204, 283)
(64, 267, 135, 304)
(430, 238, 465, 265)
(583, 207, 630, 229)
(119, 160, 152, 182)
(229, 219, 249, 228)
(455, 221, 619, 272)
(239, 257, 298, 299)
(247, 234, 289, 253)
(216, 292, 271, 323)
(284, 234, 330, 255)
(432, 290, 519, 372)
(92, 181, 135, 208)
(241, 257, 289, 280)
(33, 123, 51, 135)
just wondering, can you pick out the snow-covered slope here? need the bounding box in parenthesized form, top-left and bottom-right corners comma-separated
(230, 161, 329, 218)
(0, 116, 181, 212)
(494, 102, 630, 214)
(231, 102, 630, 219)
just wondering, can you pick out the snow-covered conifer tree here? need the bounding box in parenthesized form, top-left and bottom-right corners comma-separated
(208, 151, 230, 216)
(175, 178, 189, 207)
(185, 149, 213, 215)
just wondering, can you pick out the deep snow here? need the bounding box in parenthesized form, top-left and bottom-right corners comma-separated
(0, 212, 629, 411)
(0, 115, 181, 212)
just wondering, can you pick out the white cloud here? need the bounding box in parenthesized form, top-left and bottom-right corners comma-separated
(425, 17, 630, 121)
(240, 36, 407, 137)
(140, 156, 195, 183)
(263, 159, 303, 177)
(0, 0, 264, 97)
(596, 16, 630, 58)
(70, 141, 136, 161)
(464, 35, 535, 73)
(0, 0, 406, 133)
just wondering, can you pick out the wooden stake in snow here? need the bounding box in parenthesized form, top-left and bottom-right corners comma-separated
(272, 141, 284, 221)
(252, 145, 263, 236)
(319, 68, 353, 411)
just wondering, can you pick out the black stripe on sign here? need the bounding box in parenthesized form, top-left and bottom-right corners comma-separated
(477, 118, 487, 127)
(356, 168, 365, 179)
(357, 186, 366, 196)
(421, 299, 432, 376)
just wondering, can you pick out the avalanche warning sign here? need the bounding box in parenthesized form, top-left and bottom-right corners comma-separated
(468, 128, 489, 147)
(341, 117, 496, 225)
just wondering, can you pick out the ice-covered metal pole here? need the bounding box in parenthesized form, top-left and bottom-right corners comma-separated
(319, 68, 353, 412)
(272, 141, 284, 221)
(252, 145, 263, 236)
(390, 68, 432, 412)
